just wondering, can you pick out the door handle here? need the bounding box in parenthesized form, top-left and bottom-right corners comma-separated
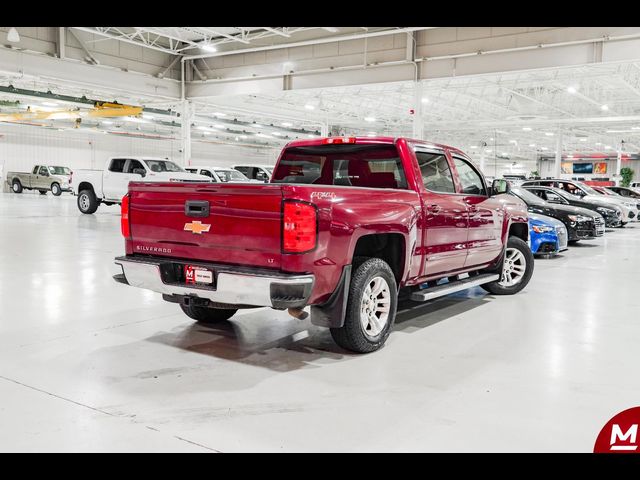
(426, 204, 442, 213)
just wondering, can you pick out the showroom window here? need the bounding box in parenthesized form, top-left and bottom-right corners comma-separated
(416, 151, 455, 193)
(109, 158, 127, 173)
(453, 157, 487, 196)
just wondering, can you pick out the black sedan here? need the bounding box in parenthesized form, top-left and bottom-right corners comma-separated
(509, 186, 604, 242)
(522, 185, 622, 228)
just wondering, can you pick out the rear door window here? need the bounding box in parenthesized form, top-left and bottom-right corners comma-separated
(125, 160, 144, 174)
(109, 158, 127, 173)
(416, 151, 455, 193)
(38, 166, 49, 176)
(272, 144, 407, 189)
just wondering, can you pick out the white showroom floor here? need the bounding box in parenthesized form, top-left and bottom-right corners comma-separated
(0, 191, 639, 452)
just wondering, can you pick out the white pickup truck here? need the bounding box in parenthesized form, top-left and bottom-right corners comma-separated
(71, 157, 211, 214)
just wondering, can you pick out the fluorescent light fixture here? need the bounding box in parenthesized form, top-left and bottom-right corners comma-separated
(7, 27, 20, 43)
(240, 135, 247, 139)
(201, 43, 217, 53)
(522, 127, 532, 131)
(509, 140, 517, 144)
(41, 101, 58, 107)
(604, 145, 612, 149)
(579, 138, 587, 142)
(235, 137, 240, 141)
(501, 152, 508, 156)
(567, 154, 574, 159)
(541, 147, 548, 151)
(253, 123, 263, 128)
(307, 134, 316, 138)
(485, 149, 492, 153)
(470, 145, 478, 149)
(421, 97, 430, 103)
(529, 144, 536, 147)
(304, 104, 315, 110)
(489, 137, 494, 141)
(545, 132, 554, 136)
(203, 131, 211, 135)
(212, 112, 226, 117)
(364, 116, 376, 122)
(256, 133, 272, 138)
(196, 126, 209, 131)
(322, 27, 339, 33)
(214, 124, 225, 129)
(632, 126, 640, 130)
(606, 129, 633, 133)
(601, 104, 609, 111)
(102, 120, 114, 125)
(272, 132, 282, 136)
(142, 114, 154, 120)
(595, 142, 602, 146)
(281, 122, 293, 127)
(567, 86, 577, 94)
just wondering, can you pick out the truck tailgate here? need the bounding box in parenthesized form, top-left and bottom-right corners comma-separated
(128, 182, 284, 268)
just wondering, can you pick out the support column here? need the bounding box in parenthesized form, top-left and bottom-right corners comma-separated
(57, 27, 66, 59)
(181, 100, 193, 166)
(320, 122, 329, 137)
(479, 151, 486, 174)
(616, 144, 622, 182)
(412, 81, 424, 140)
(554, 131, 563, 178)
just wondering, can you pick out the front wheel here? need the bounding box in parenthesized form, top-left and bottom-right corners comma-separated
(180, 304, 237, 324)
(330, 257, 397, 353)
(481, 236, 534, 295)
(77, 189, 99, 214)
(51, 183, 62, 196)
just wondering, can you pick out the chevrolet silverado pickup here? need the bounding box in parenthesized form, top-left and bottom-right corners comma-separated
(114, 137, 533, 353)
(71, 157, 211, 214)
(7, 165, 71, 196)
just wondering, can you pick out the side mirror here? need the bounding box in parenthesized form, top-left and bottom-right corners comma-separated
(132, 168, 146, 177)
(491, 179, 510, 195)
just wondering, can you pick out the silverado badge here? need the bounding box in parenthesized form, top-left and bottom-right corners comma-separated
(184, 221, 211, 235)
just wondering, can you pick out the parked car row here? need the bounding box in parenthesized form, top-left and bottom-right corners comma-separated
(502, 178, 640, 259)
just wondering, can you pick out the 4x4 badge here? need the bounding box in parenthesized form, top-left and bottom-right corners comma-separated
(184, 221, 211, 234)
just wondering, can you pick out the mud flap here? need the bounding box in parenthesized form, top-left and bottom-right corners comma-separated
(310, 265, 351, 328)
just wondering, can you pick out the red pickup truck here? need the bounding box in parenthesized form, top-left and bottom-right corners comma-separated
(114, 136, 533, 353)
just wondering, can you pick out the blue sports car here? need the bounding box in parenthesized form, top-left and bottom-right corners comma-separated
(529, 213, 569, 256)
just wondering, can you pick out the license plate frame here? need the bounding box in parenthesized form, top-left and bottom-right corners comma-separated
(184, 264, 215, 286)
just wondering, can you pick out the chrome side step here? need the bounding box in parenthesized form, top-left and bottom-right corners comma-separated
(410, 273, 500, 302)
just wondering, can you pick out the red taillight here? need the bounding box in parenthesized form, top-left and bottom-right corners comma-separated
(322, 137, 356, 144)
(283, 201, 317, 253)
(121, 194, 131, 238)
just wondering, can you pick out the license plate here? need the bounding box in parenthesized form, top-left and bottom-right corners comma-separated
(184, 265, 214, 285)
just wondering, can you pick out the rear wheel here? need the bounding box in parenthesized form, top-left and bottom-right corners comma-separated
(12, 180, 22, 193)
(180, 304, 237, 324)
(39, 190, 47, 195)
(77, 189, 99, 214)
(51, 183, 62, 196)
(481, 236, 534, 295)
(330, 257, 397, 353)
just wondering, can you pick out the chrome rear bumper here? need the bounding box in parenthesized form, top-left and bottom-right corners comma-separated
(114, 256, 314, 308)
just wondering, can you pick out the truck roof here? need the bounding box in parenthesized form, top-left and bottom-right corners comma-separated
(283, 136, 469, 157)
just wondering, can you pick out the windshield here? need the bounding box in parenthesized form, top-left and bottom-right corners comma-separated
(272, 144, 407, 189)
(48, 166, 70, 175)
(576, 182, 600, 196)
(511, 186, 546, 206)
(550, 188, 581, 201)
(215, 170, 247, 182)
(143, 160, 184, 173)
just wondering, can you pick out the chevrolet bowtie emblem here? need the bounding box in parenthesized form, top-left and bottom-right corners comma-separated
(184, 221, 211, 234)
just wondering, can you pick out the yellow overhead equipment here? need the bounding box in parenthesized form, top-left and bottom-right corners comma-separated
(0, 101, 143, 123)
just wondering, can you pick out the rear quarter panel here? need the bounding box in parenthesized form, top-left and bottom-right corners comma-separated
(280, 185, 420, 304)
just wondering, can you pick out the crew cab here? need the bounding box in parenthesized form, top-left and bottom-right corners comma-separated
(7, 165, 71, 196)
(71, 157, 210, 214)
(114, 137, 534, 353)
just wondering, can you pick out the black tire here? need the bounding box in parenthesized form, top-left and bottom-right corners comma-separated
(12, 180, 22, 193)
(39, 190, 47, 195)
(568, 239, 580, 245)
(481, 236, 534, 295)
(51, 183, 62, 196)
(77, 189, 99, 214)
(180, 304, 237, 324)
(620, 222, 627, 228)
(330, 257, 398, 354)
